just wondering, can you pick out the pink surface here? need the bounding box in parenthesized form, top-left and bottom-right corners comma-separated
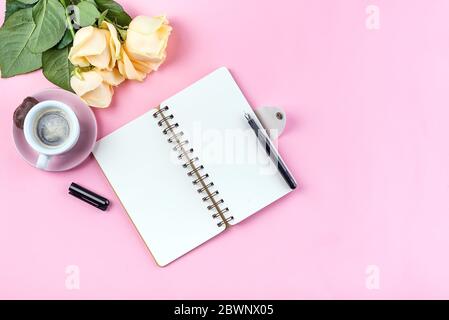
(1, 0, 449, 299)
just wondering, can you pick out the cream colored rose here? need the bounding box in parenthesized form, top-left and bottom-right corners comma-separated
(118, 15, 172, 81)
(70, 69, 124, 108)
(69, 23, 121, 70)
(96, 68, 125, 86)
(100, 21, 121, 68)
(117, 47, 147, 81)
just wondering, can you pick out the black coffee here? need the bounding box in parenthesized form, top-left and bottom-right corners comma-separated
(35, 110, 70, 147)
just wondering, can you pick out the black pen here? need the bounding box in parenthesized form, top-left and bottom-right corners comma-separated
(245, 113, 297, 189)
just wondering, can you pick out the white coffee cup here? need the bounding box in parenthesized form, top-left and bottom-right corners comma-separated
(24, 100, 80, 170)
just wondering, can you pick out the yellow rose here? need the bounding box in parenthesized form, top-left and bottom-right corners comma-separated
(69, 22, 121, 70)
(70, 69, 124, 108)
(118, 15, 172, 81)
(100, 21, 121, 68)
(117, 47, 147, 81)
(96, 68, 125, 86)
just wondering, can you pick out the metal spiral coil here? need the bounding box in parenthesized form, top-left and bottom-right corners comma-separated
(153, 106, 234, 227)
(192, 174, 209, 185)
(183, 157, 199, 168)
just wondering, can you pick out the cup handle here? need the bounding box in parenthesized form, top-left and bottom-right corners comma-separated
(36, 154, 51, 170)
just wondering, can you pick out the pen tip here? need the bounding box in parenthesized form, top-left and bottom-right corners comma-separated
(244, 113, 251, 120)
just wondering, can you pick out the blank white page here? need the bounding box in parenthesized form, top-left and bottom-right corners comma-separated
(162, 67, 293, 224)
(93, 111, 224, 267)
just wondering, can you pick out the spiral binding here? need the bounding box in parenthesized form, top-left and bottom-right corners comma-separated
(153, 106, 234, 228)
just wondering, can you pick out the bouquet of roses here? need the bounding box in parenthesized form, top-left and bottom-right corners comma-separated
(0, 0, 172, 108)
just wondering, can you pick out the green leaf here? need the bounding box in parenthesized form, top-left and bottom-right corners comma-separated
(94, 0, 131, 27)
(97, 9, 108, 26)
(17, 0, 39, 4)
(28, 0, 66, 53)
(5, 0, 34, 21)
(117, 27, 126, 41)
(74, 1, 100, 27)
(56, 29, 73, 49)
(0, 8, 42, 78)
(42, 47, 74, 91)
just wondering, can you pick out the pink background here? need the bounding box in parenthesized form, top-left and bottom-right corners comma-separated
(1, 0, 449, 299)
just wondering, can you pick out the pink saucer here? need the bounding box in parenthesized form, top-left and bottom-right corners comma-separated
(13, 88, 97, 172)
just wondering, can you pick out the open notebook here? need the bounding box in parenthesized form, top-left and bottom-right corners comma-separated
(93, 67, 294, 266)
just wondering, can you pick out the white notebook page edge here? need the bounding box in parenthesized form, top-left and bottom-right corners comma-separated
(162, 67, 293, 225)
(93, 111, 225, 267)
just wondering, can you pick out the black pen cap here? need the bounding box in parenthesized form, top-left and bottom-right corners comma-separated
(69, 183, 110, 211)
